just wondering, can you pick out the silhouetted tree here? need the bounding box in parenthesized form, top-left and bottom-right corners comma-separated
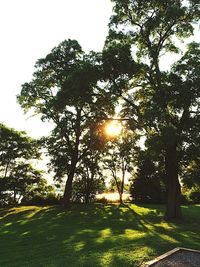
(18, 40, 114, 206)
(130, 150, 166, 204)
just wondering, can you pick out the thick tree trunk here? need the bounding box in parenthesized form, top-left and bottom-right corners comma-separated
(62, 108, 82, 207)
(62, 162, 77, 206)
(164, 142, 182, 220)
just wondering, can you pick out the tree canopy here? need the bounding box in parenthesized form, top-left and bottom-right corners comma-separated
(0, 124, 43, 204)
(18, 39, 115, 205)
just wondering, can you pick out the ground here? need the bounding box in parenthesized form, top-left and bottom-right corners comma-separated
(0, 204, 200, 267)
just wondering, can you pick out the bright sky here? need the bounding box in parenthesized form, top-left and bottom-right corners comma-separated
(0, 0, 113, 137)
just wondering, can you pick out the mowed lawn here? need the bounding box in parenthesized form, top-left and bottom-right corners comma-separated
(0, 204, 200, 267)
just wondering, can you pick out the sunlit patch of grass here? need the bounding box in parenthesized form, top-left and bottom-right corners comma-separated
(100, 228, 112, 238)
(74, 241, 85, 252)
(124, 229, 146, 239)
(0, 204, 200, 266)
(4, 222, 12, 227)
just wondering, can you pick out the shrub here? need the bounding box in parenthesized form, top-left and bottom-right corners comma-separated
(21, 193, 61, 205)
(187, 187, 200, 204)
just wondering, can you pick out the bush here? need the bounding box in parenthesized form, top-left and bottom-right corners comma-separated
(21, 193, 61, 205)
(129, 151, 167, 204)
(129, 176, 166, 204)
(182, 186, 200, 204)
(187, 187, 200, 204)
(189, 191, 200, 204)
(180, 194, 189, 205)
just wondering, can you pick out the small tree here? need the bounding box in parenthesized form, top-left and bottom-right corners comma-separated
(71, 150, 105, 203)
(103, 130, 138, 203)
(4, 163, 43, 204)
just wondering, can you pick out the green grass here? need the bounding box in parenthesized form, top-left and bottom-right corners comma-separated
(0, 204, 200, 267)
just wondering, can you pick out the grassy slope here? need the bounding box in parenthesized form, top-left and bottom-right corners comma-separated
(0, 204, 200, 267)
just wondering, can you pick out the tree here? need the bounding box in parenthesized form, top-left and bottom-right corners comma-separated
(0, 124, 42, 205)
(3, 163, 44, 204)
(18, 39, 114, 206)
(103, 130, 138, 203)
(0, 124, 40, 170)
(130, 150, 166, 204)
(105, 0, 200, 219)
(21, 179, 59, 205)
(72, 151, 105, 203)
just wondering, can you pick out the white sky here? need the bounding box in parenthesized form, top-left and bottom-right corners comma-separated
(0, 0, 113, 137)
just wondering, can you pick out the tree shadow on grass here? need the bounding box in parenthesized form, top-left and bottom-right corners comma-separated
(0, 204, 200, 266)
(124, 204, 200, 251)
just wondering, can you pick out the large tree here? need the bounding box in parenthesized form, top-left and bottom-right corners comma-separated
(105, 0, 200, 219)
(18, 40, 114, 206)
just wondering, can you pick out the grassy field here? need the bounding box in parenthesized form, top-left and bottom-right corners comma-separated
(0, 204, 200, 267)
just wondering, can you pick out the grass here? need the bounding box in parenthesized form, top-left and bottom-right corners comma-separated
(0, 204, 200, 267)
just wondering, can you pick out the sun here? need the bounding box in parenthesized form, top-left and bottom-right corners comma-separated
(105, 120, 122, 137)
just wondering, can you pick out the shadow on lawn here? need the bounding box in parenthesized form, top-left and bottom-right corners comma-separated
(0, 204, 200, 267)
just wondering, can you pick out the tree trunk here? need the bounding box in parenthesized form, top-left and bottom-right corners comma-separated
(164, 142, 182, 220)
(119, 192, 123, 204)
(62, 108, 81, 206)
(120, 163, 125, 205)
(113, 173, 123, 204)
(4, 162, 10, 178)
(62, 162, 77, 206)
(13, 189, 17, 205)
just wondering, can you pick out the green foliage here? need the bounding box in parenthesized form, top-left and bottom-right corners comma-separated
(103, 130, 138, 202)
(130, 150, 166, 204)
(18, 39, 115, 203)
(21, 180, 60, 205)
(72, 152, 106, 203)
(0, 124, 40, 163)
(184, 186, 200, 204)
(0, 124, 43, 205)
(188, 188, 200, 204)
(105, 0, 200, 219)
(72, 178, 105, 203)
(22, 192, 60, 206)
(109, 0, 198, 55)
(102, 42, 138, 84)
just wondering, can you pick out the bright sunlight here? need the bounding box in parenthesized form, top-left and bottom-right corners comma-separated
(105, 120, 122, 137)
